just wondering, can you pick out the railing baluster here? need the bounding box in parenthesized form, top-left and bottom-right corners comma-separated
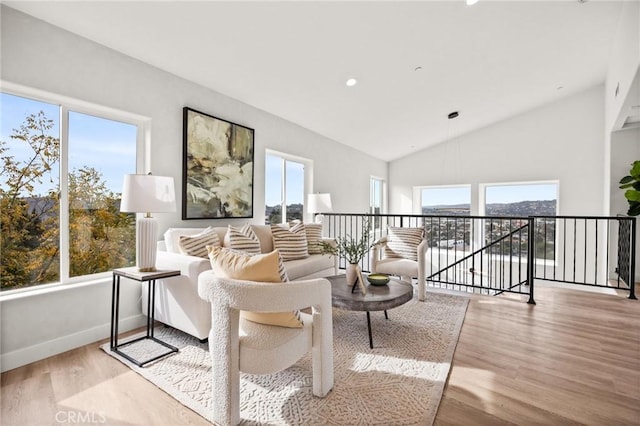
(321, 213, 634, 301)
(594, 219, 598, 285)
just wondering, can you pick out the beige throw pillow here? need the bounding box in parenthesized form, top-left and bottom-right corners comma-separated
(207, 246, 302, 328)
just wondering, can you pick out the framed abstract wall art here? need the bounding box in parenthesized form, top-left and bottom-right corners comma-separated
(182, 107, 254, 219)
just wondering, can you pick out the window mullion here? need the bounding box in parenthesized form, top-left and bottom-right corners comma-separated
(59, 106, 70, 282)
(281, 158, 287, 224)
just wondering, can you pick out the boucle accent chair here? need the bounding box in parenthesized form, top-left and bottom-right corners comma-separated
(198, 272, 334, 426)
(370, 227, 428, 301)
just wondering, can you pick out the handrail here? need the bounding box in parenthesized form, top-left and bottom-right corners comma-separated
(323, 213, 636, 303)
(427, 223, 529, 280)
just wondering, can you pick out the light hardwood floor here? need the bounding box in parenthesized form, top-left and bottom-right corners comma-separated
(2, 285, 639, 425)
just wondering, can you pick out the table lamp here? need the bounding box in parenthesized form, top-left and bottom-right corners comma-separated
(121, 173, 176, 272)
(307, 193, 333, 223)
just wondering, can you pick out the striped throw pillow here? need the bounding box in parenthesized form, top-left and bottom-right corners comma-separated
(385, 227, 424, 261)
(226, 224, 261, 254)
(271, 224, 309, 261)
(301, 223, 324, 254)
(178, 227, 221, 258)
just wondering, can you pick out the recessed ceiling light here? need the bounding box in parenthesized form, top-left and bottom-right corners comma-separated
(557, 86, 564, 91)
(448, 111, 460, 119)
(466, 0, 479, 5)
(346, 78, 357, 87)
(414, 66, 423, 72)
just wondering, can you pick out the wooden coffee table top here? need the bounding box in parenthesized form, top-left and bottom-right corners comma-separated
(326, 275, 413, 312)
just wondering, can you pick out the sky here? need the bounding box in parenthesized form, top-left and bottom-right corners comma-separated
(265, 153, 304, 206)
(1, 93, 136, 196)
(421, 183, 557, 207)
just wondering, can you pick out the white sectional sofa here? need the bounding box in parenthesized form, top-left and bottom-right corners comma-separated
(142, 225, 338, 340)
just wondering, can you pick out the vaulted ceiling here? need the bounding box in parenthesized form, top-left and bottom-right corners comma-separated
(5, 1, 625, 161)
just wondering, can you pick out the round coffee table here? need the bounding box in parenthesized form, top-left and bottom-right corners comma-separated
(326, 274, 413, 348)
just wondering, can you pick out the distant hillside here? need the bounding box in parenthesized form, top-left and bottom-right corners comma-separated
(422, 199, 556, 216)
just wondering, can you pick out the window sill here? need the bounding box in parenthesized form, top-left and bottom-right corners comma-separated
(0, 273, 111, 302)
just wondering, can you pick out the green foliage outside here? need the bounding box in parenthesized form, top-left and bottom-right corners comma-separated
(1, 112, 136, 291)
(619, 160, 640, 216)
(320, 218, 372, 264)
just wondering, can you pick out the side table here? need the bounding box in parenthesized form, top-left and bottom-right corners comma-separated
(110, 267, 180, 367)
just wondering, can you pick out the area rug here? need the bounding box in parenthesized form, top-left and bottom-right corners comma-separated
(102, 292, 468, 425)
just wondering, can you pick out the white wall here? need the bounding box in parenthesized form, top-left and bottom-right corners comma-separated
(0, 6, 386, 372)
(389, 85, 606, 217)
(610, 127, 640, 279)
(604, 1, 640, 213)
(605, 1, 640, 134)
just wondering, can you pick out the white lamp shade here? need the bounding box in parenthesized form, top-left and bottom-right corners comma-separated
(121, 174, 176, 214)
(121, 174, 176, 272)
(307, 193, 333, 214)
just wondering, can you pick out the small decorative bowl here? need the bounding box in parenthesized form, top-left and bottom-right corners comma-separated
(367, 273, 390, 286)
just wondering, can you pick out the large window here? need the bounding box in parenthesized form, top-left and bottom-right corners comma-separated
(482, 181, 558, 259)
(421, 186, 471, 216)
(370, 176, 385, 233)
(420, 186, 471, 249)
(265, 152, 307, 224)
(483, 182, 557, 217)
(1, 91, 139, 291)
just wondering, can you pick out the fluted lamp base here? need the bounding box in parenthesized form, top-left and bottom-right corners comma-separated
(136, 215, 157, 272)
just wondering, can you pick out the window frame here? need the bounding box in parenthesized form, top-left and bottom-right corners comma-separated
(1, 81, 149, 295)
(480, 180, 560, 264)
(418, 184, 472, 216)
(264, 149, 313, 224)
(479, 180, 559, 217)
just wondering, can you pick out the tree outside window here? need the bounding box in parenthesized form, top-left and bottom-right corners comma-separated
(1, 93, 138, 291)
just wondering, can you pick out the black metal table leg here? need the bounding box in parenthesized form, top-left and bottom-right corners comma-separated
(147, 280, 153, 337)
(110, 274, 118, 349)
(366, 311, 373, 349)
(110, 269, 179, 367)
(384, 310, 388, 320)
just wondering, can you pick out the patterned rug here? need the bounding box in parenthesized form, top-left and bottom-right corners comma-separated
(102, 292, 468, 425)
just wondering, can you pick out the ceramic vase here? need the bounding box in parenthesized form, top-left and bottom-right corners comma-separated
(346, 263, 361, 286)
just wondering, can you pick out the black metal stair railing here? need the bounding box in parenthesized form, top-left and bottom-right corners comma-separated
(322, 213, 637, 302)
(427, 220, 534, 304)
(531, 215, 636, 299)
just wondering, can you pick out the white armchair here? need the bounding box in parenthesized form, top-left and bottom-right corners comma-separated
(370, 227, 428, 301)
(197, 272, 334, 426)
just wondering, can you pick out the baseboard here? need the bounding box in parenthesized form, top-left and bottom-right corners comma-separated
(0, 314, 146, 373)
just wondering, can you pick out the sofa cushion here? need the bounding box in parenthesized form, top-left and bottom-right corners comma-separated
(271, 224, 309, 261)
(285, 254, 335, 281)
(225, 224, 261, 254)
(207, 246, 302, 328)
(250, 224, 274, 253)
(178, 227, 221, 258)
(385, 227, 424, 261)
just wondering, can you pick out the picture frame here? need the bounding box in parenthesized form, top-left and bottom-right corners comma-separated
(182, 107, 254, 219)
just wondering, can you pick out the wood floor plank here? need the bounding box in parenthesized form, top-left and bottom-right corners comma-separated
(1, 284, 639, 425)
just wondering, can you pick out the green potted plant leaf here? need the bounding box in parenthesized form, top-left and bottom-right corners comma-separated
(619, 160, 640, 217)
(320, 218, 372, 285)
